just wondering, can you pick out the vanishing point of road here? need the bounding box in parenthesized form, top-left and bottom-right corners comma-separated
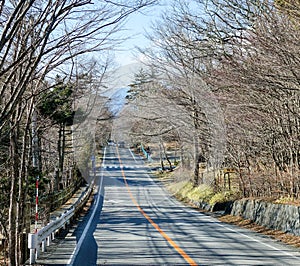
(36, 145, 300, 265)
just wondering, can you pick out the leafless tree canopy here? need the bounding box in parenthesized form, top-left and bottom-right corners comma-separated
(1, 0, 300, 263)
(132, 0, 300, 196)
(0, 1, 156, 265)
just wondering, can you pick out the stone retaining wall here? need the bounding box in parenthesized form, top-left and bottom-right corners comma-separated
(174, 187, 300, 236)
(229, 199, 300, 236)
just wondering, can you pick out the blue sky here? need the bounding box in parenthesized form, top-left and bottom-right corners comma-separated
(115, 1, 171, 66)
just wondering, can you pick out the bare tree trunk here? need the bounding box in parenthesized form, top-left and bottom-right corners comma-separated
(56, 123, 64, 190)
(159, 142, 165, 171)
(161, 141, 173, 171)
(8, 124, 18, 266)
(58, 123, 66, 188)
(16, 102, 33, 265)
(180, 144, 185, 168)
(193, 135, 201, 187)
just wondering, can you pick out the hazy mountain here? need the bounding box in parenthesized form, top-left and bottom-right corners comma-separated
(108, 87, 129, 115)
(103, 62, 144, 115)
(108, 62, 144, 90)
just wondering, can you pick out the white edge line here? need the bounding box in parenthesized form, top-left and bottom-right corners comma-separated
(167, 188, 300, 261)
(128, 148, 300, 260)
(211, 218, 300, 259)
(128, 148, 137, 162)
(67, 147, 106, 265)
(166, 189, 300, 260)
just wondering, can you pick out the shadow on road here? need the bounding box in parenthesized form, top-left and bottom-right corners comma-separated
(71, 173, 105, 266)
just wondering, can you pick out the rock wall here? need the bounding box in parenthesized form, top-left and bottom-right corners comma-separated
(229, 199, 300, 236)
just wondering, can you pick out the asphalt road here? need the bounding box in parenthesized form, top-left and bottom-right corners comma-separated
(36, 145, 300, 265)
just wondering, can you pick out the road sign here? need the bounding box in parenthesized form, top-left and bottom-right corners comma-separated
(223, 167, 236, 173)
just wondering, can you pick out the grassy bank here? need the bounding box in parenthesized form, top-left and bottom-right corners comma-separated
(155, 168, 300, 249)
(160, 169, 240, 208)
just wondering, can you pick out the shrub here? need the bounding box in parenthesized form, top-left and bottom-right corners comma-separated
(209, 190, 239, 206)
(274, 196, 299, 205)
(186, 184, 214, 202)
(180, 182, 194, 198)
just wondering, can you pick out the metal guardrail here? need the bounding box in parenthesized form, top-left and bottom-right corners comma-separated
(141, 144, 153, 162)
(27, 183, 93, 265)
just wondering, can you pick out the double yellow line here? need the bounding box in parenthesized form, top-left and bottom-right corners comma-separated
(116, 146, 197, 266)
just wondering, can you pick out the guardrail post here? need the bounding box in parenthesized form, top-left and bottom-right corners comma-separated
(42, 240, 46, 252)
(29, 249, 35, 265)
(28, 233, 37, 264)
(36, 243, 41, 259)
(47, 235, 51, 246)
(27, 184, 93, 264)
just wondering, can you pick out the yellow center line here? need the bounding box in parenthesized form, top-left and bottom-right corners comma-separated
(116, 147, 198, 266)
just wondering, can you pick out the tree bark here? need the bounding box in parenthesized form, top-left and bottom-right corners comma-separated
(8, 123, 18, 266)
(193, 135, 201, 187)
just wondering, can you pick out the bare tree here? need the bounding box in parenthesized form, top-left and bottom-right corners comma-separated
(135, 1, 228, 186)
(216, 2, 300, 197)
(136, 0, 300, 199)
(0, 1, 157, 264)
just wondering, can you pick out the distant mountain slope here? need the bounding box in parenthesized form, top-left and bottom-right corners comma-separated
(102, 62, 144, 115)
(108, 62, 144, 90)
(108, 87, 129, 115)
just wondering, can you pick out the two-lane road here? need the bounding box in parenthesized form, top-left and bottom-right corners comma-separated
(37, 145, 300, 265)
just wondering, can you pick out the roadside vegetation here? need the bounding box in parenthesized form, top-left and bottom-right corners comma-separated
(124, 0, 300, 205)
(154, 166, 241, 207)
(0, 1, 156, 265)
(153, 162, 300, 249)
(1, 0, 300, 264)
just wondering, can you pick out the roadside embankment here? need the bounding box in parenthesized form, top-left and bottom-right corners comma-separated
(161, 175, 300, 244)
(229, 198, 300, 236)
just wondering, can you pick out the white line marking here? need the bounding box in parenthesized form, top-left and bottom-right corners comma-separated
(127, 147, 300, 260)
(163, 189, 300, 260)
(67, 147, 106, 265)
(163, 188, 300, 259)
(129, 148, 137, 162)
(211, 218, 300, 259)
